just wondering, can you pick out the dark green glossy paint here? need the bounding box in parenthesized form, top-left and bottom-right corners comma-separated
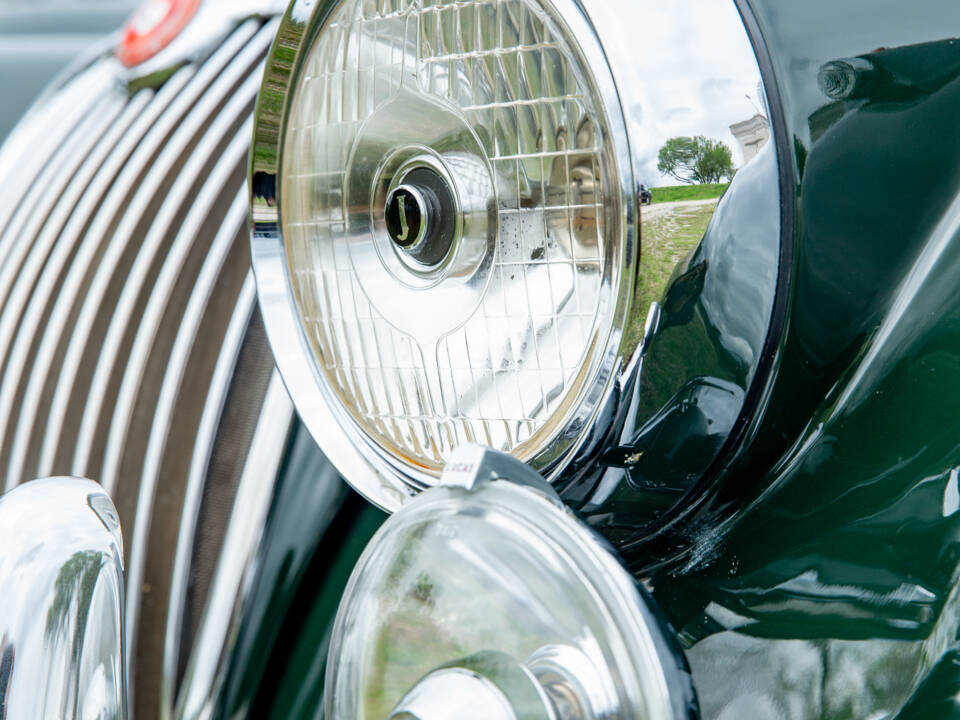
(240, 1, 960, 718)
(258, 499, 385, 720)
(213, 422, 385, 719)
(561, 140, 782, 546)
(629, 1, 960, 717)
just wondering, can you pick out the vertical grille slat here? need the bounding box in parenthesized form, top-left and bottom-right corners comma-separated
(117, 142, 251, 648)
(0, 90, 131, 488)
(0, 87, 129, 326)
(160, 277, 256, 718)
(174, 374, 293, 720)
(0, 16, 288, 720)
(0, 62, 117, 240)
(134, 213, 253, 720)
(72, 22, 274, 482)
(36, 66, 202, 477)
(2, 92, 156, 486)
(0, 95, 128, 470)
(97, 83, 263, 494)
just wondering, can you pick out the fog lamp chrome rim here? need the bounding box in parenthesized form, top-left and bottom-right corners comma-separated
(250, 0, 637, 511)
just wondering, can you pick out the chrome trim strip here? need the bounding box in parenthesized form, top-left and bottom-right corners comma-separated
(34, 69, 197, 479)
(0, 62, 116, 236)
(160, 276, 257, 720)
(0, 67, 196, 494)
(121, 186, 251, 682)
(174, 373, 293, 720)
(65, 20, 267, 480)
(127, 0, 288, 86)
(2, 93, 154, 488)
(0, 87, 123, 402)
(0, 478, 126, 720)
(94, 76, 262, 496)
(34, 61, 213, 480)
(0, 96, 130, 488)
(0, 82, 124, 322)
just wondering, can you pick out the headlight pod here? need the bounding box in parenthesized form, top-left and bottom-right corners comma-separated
(252, 0, 633, 508)
(252, 0, 785, 528)
(324, 446, 697, 720)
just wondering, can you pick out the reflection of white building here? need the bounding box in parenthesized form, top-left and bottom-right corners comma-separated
(729, 114, 770, 165)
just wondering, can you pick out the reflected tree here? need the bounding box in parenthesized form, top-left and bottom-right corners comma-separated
(657, 135, 735, 184)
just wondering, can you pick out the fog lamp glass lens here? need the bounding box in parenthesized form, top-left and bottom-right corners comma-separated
(282, 0, 625, 474)
(325, 479, 680, 719)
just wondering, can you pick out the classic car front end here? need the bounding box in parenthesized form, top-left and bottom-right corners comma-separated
(2, 0, 960, 718)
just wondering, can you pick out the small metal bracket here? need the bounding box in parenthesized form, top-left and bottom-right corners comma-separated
(438, 445, 562, 506)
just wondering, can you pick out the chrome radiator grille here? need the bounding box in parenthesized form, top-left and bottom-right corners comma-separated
(0, 18, 286, 720)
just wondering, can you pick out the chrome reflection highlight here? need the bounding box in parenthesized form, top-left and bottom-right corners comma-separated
(0, 478, 126, 720)
(324, 446, 695, 720)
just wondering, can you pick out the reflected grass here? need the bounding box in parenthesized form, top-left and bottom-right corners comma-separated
(650, 183, 728, 204)
(636, 202, 717, 323)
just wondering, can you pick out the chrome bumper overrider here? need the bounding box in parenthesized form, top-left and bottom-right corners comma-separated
(0, 479, 125, 720)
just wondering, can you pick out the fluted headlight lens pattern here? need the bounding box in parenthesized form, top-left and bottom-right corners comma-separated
(282, 0, 625, 475)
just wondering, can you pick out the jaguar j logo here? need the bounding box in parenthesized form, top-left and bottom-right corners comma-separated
(395, 195, 411, 244)
(385, 186, 426, 249)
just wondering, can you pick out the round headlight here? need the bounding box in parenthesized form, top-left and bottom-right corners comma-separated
(252, 0, 785, 530)
(252, 0, 633, 507)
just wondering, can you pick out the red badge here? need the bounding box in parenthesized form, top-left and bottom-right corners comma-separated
(116, 0, 202, 68)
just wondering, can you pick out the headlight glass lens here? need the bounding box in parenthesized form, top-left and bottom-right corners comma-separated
(281, 0, 627, 476)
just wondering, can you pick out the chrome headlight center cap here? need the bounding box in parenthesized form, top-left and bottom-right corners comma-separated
(385, 184, 430, 250)
(344, 90, 496, 345)
(388, 652, 555, 720)
(324, 446, 697, 720)
(385, 165, 458, 267)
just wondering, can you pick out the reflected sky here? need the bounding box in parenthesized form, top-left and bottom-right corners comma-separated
(586, 0, 764, 186)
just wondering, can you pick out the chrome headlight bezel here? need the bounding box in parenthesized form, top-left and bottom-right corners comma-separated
(250, 0, 638, 512)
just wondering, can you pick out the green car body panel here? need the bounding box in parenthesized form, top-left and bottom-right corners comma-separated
(227, 1, 960, 718)
(213, 423, 386, 719)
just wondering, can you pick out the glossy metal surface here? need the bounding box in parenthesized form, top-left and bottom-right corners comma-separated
(0, 478, 125, 719)
(9, 88, 155, 479)
(123, 187, 251, 684)
(551, 0, 786, 551)
(35, 69, 196, 478)
(214, 422, 376, 720)
(160, 278, 256, 719)
(0, 14, 286, 717)
(74, 19, 271, 486)
(124, 0, 287, 85)
(628, 4, 960, 720)
(30, 1, 960, 719)
(174, 374, 293, 720)
(251, 0, 784, 520)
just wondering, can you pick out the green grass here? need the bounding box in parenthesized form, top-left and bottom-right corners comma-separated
(621, 201, 718, 396)
(650, 183, 729, 204)
(634, 202, 717, 330)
